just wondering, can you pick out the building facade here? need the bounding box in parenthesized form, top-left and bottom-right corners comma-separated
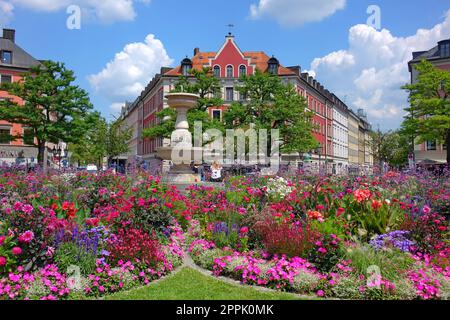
(332, 97, 349, 174)
(0, 29, 41, 165)
(408, 39, 450, 164)
(123, 34, 372, 173)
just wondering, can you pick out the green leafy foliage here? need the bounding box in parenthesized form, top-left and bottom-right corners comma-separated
(0, 60, 94, 165)
(401, 60, 450, 163)
(224, 70, 317, 154)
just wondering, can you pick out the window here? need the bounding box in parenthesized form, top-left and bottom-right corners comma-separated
(182, 64, 192, 76)
(213, 66, 220, 77)
(0, 75, 12, 83)
(0, 127, 11, 144)
(239, 65, 246, 77)
(239, 91, 247, 101)
(268, 64, 278, 75)
(440, 43, 450, 57)
(23, 128, 34, 145)
(426, 141, 436, 151)
(226, 65, 233, 78)
(1, 51, 12, 64)
(212, 110, 222, 121)
(226, 87, 234, 101)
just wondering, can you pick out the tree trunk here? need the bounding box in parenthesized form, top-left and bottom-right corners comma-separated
(37, 141, 48, 174)
(37, 141, 46, 166)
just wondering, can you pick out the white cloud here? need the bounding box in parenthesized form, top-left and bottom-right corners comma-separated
(88, 34, 173, 102)
(308, 10, 450, 130)
(3, 0, 150, 24)
(250, 0, 346, 26)
(0, 1, 14, 25)
(110, 102, 125, 113)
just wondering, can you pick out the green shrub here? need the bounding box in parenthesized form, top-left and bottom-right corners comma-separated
(291, 271, 321, 294)
(54, 242, 97, 275)
(331, 275, 365, 299)
(343, 244, 415, 282)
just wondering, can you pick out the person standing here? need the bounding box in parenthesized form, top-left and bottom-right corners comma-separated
(210, 161, 223, 182)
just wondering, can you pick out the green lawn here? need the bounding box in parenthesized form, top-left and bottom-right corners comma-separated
(105, 267, 304, 300)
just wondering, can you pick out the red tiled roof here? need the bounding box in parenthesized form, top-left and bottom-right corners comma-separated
(164, 50, 296, 76)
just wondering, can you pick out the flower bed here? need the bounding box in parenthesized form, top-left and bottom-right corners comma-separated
(0, 169, 449, 300)
(185, 172, 449, 300)
(0, 171, 184, 300)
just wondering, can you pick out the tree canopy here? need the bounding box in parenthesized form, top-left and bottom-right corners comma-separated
(401, 60, 450, 163)
(224, 70, 317, 154)
(143, 67, 224, 140)
(0, 60, 94, 165)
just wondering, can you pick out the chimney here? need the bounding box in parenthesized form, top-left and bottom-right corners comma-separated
(287, 65, 301, 76)
(3, 29, 15, 43)
(194, 47, 200, 56)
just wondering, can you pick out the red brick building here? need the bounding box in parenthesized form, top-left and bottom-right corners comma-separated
(123, 34, 363, 169)
(0, 29, 41, 164)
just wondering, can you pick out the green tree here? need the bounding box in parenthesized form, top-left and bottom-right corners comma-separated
(401, 60, 450, 163)
(70, 115, 132, 167)
(224, 70, 317, 155)
(369, 129, 409, 167)
(69, 113, 107, 167)
(106, 117, 133, 164)
(143, 67, 224, 140)
(0, 61, 94, 166)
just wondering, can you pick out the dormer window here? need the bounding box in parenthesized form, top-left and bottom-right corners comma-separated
(439, 41, 450, 58)
(226, 65, 234, 78)
(1, 51, 12, 64)
(181, 57, 193, 76)
(239, 65, 247, 77)
(268, 56, 279, 75)
(213, 65, 220, 77)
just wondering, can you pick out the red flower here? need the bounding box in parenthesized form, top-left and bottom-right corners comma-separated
(0, 256, 6, 266)
(165, 203, 174, 209)
(86, 218, 100, 227)
(371, 200, 382, 211)
(337, 207, 345, 217)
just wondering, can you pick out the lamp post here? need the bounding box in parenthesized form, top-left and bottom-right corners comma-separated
(52, 144, 67, 171)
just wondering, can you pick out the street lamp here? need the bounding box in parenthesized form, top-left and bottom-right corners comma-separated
(52, 144, 67, 170)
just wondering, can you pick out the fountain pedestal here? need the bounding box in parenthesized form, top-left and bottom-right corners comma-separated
(156, 93, 203, 187)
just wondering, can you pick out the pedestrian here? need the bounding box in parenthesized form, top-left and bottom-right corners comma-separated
(211, 161, 223, 182)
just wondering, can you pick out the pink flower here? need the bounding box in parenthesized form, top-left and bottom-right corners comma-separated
(422, 206, 431, 214)
(19, 231, 34, 243)
(240, 226, 249, 234)
(22, 204, 33, 214)
(13, 202, 23, 211)
(317, 290, 325, 297)
(0, 235, 5, 246)
(318, 247, 327, 254)
(0, 256, 6, 266)
(11, 247, 22, 255)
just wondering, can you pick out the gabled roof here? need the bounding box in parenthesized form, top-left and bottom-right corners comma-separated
(0, 37, 41, 70)
(164, 49, 296, 76)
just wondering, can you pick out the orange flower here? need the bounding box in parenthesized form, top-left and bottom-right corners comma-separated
(353, 189, 372, 203)
(307, 210, 324, 222)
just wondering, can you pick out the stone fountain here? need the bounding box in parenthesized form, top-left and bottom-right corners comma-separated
(157, 92, 203, 186)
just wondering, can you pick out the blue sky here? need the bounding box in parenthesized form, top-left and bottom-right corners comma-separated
(1, 0, 450, 130)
